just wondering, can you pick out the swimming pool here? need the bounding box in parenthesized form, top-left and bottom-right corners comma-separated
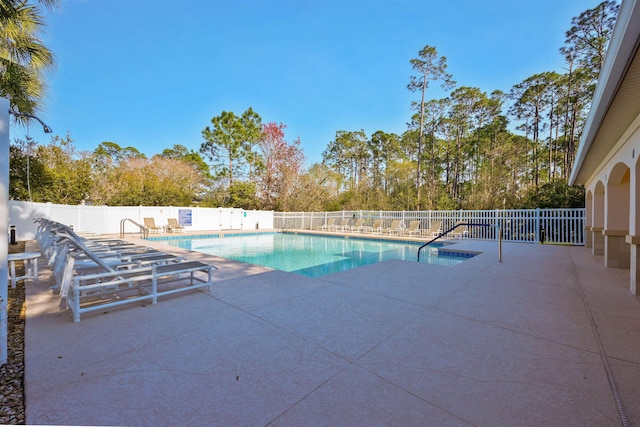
(154, 232, 476, 278)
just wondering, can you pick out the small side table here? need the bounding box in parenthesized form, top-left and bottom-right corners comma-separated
(7, 251, 41, 288)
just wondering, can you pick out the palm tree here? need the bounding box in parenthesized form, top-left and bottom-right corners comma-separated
(0, 0, 56, 123)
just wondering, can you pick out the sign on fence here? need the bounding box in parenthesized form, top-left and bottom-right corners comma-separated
(178, 209, 192, 226)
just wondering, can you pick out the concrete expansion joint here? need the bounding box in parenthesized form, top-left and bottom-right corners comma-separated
(569, 250, 631, 427)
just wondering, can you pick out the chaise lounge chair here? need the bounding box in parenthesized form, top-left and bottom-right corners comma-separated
(364, 219, 383, 234)
(421, 220, 442, 238)
(384, 219, 402, 234)
(403, 220, 421, 236)
(350, 218, 365, 233)
(334, 218, 350, 232)
(143, 217, 162, 234)
(451, 222, 469, 239)
(167, 218, 185, 233)
(321, 218, 335, 231)
(35, 218, 217, 322)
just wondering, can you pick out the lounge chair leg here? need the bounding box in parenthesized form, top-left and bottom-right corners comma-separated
(73, 288, 81, 322)
(152, 275, 158, 304)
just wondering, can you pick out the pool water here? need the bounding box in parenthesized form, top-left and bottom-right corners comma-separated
(158, 232, 472, 278)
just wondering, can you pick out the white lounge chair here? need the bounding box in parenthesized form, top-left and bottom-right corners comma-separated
(451, 222, 469, 239)
(384, 219, 402, 234)
(334, 218, 350, 232)
(404, 220, 421, 236)
(320, 218, 335, 231)
(49, 232, 183, 292)
(350, 218, 365, 233)
(364, 219, 383, 234)
(35, 219, 217, 322)
(66, 259, 216, 322)
(421, 220, 442, 238)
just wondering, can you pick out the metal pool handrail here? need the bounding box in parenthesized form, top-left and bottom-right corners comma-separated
(120, 218, 149, 239)
(417, 223, 502, 263)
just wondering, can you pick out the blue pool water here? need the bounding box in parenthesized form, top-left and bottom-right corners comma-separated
(155, 232, 474, 278)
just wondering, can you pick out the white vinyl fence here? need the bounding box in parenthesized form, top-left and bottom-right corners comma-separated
(8, 201, 585, 245)
(8, 201, 274, 240)
(274, 209, 586, 245)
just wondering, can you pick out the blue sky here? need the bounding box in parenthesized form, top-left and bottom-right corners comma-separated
(15, 0, 603, 166)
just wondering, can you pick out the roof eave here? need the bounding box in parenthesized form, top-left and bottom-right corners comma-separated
(569, 0, 640, 186)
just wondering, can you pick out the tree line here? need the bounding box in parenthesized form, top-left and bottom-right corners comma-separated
(6, 1, 617, 211)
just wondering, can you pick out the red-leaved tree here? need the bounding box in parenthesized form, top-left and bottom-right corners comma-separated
(257, 122, 305, 210)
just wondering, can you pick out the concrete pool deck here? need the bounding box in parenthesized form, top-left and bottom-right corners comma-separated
(23, 236, 640, 426)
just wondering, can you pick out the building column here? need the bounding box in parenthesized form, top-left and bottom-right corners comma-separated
(585, 226, 593, 249)
(592, 227, 604, 255)
(626, 236, 640, 295)
(604, 229, 630, 268)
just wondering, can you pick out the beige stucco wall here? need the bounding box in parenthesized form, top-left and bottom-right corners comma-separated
(583, 112, 640, 293)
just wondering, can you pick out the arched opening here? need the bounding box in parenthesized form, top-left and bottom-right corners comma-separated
(604, 162, 631, 268)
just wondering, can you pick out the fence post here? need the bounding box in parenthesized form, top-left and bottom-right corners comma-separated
(535, 208, 541, 243)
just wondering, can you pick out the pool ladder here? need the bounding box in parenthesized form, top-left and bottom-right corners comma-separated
(120, 218, 149, 239)
(417, 223, 502, 263)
